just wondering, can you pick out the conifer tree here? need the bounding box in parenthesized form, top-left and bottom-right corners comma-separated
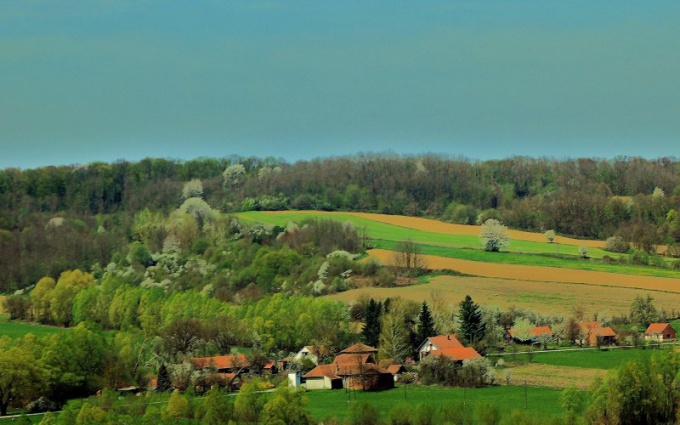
(156, 364, 172, 392)
(416, 301, 436, 345)
(459, 295, 486, 345)
(362, 298, 382, 347)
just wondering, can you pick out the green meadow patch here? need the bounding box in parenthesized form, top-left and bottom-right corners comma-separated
(511, 347, 659, 370)
(305, 384, 566, 421)
(0, 314, 68, 339)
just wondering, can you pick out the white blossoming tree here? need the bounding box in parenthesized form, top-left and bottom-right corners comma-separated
(479, 219, 510, 252)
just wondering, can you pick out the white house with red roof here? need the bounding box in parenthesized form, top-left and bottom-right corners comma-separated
(645, 323, 676, 342)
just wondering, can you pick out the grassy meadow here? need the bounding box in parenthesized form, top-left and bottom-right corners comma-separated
(0, 314, 68, 339)
(305, 384, 566, 422)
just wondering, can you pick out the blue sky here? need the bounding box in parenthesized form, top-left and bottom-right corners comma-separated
(1, 1, 679, 169)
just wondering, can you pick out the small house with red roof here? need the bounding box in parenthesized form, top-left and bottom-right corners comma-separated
(192, 354, 251, 374)
(577, 322, 617, 346)
(417, 334, 463, 361)
(645, 323, 676, 342)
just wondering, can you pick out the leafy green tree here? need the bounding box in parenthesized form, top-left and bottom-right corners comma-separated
(200, 387, 233, 425)
(0, 340, 45, 416)
(75, 403, 107, 425)
(38, 411, 57, 425)
(14, 414, 32, 425)
(459, 295, 486, 345)
(479, 219, 510, 252)
(630, 294, 658, 328)
(347, 401, 381, 425)
(50, 269, 95, 326)
(163, 390, 191, 421)
(378, 311, 411, 363)
(30, 277, 56, 323)
(234, 379, 267, 424)
(261, 386, 312, 425)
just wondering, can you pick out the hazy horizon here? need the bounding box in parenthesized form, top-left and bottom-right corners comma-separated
(2, 1, 679, 170)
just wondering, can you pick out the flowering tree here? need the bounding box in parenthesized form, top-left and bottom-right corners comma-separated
(479, 219, 510, 252)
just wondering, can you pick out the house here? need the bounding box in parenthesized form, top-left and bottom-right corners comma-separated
(645, 323, 676, 342)
(294, 346, 322, 365)
(192, 354, 251, 374)
(577, 322, 617, 346)
(417, 334, 464, 360)
(507, 326, 553, 345)
(428, 347, 482, 363)
(303, 343, 394, 391)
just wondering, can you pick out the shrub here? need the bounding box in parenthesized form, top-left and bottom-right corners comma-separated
(605, 236, 629, 253)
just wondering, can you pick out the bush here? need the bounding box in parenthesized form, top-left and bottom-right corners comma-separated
(605, 236, 629, 253)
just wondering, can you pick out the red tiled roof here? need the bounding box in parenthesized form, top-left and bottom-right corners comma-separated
(425, 334, 464, 350)
(430, 347, 482, 361)
(334, 353, 372, 366)
(263, 361, 275, 369)
(591, 326, 616, 337)
(387, 364, 405, 375)
(192, 354, 250, 370)
(578, 321, 600, 331)
(340, 343, 378, 354)
(217, 373, 237, 383)
(304, 364, 340, 379)
(645, 323, 672, 334)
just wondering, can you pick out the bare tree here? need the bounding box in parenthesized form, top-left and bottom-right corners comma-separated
(393, 239, 426, 277)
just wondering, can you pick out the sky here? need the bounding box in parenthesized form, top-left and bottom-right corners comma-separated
(1, 1, 680, 170)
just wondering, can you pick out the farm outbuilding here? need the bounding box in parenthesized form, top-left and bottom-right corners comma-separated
(645, 323, 676, 342)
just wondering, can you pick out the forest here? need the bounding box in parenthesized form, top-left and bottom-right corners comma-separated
(1, 154, 680, 292)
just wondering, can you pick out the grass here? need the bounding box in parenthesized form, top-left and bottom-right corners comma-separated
(0, 314, 68, 339)
(305, 384, 566, 421)
(511, 347, 659, 370)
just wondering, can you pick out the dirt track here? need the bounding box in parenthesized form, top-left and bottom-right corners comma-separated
(368, 249, 680, 292)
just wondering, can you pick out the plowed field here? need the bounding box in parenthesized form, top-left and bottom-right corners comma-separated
(503, 364, 605, 390)
(368, 249, 680, 292)
(329, 275, 680, 316)
(346, 212, 606, 248)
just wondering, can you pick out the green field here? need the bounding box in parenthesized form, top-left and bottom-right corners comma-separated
(237, 211, 680, 279)
(0, 314, 68, 339)
(509, 347, 659, 370)
(305, 384, 566, 421)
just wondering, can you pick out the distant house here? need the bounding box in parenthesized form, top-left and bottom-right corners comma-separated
(577, 322, 616, 346)
(417, 334, 464, 361)
(507, 326, 553, 345)
(645, 323, 676, 342)
(303, 343, 394, 391)
(428, 347, 482, 364)
(192, 354, 251, 374)
(294, 346, 322, 365)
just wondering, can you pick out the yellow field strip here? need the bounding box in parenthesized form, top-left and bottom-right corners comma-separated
(369, 249, 680, 292)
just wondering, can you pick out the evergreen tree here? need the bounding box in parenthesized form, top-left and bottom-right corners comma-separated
(459, 295, 486, 345)
(362, 298, 382, 347)
(156, 364, 172, 392)
(416, 301, 436, 345)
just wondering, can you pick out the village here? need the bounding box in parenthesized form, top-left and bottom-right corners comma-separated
(138, 321, 677, 396)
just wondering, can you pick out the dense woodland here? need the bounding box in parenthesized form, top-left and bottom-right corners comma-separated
(1, 154, 680, 292)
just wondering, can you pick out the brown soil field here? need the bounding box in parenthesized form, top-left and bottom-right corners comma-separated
(347, 212, 607, 248)
(269, 211, 606, 248)
(368, 249, 680, 292)
(502, 364, 605, 390)
(331, 275, 680, 317)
